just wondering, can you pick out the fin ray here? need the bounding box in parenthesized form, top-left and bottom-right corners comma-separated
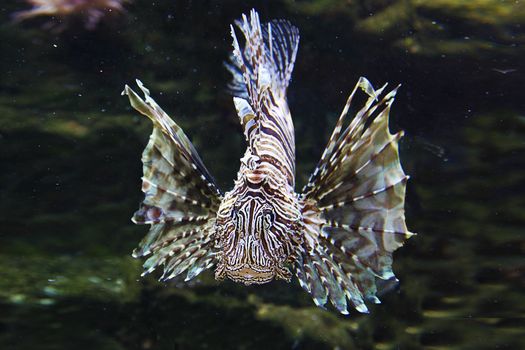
(297, 78, 412, 313)
(123, 81, 222, 280)
(227, 10, 299, 185)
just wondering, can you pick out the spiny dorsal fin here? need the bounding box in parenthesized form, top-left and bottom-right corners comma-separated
(227, 10, 300, 186)
(226, 10, 299, 103)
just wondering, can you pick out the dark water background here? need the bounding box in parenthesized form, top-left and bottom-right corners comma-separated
(1, 1, 524, 349)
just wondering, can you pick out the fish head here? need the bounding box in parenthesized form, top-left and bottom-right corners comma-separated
(215, 193, 293, 285)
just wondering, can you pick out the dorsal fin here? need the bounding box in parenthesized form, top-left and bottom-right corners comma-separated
(226, 10, 300, 186)
(226, 9, 299, 113)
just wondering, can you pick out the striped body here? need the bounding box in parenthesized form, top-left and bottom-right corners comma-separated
(123, 9, 414, 314)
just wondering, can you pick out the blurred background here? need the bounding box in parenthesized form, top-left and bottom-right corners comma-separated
(0, 1, 524, 349)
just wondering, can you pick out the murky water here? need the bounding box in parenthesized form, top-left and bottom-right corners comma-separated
(1, 1, 524, 349)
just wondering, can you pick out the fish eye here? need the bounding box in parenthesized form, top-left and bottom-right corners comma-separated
(231, 205, 244, 230)
(262, 210, 274, 229)
(231, 205, 238, 219)
(230, 206, 240, 230)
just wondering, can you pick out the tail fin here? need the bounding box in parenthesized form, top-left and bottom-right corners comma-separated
(122, 80, 222, 281)
(297, 77, 415, 314)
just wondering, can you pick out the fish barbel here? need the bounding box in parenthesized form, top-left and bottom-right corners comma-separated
(122, 9, 415, 314)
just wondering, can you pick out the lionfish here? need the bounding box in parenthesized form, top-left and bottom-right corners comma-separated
(122, 9, 414, 314)
(13, 0, 128, 30)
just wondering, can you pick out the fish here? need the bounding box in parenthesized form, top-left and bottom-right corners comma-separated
(491, 68, 517, 75)
(12, 0, 128, 30)
(122, 9, 415, 314)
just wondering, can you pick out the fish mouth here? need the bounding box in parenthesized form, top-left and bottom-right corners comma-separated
(225, 264, 275, 285)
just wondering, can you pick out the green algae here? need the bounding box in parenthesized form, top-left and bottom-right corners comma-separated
(0, 255, 141, 305)
(351, 0, 525, 56)
(254, 302, 358, 348)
